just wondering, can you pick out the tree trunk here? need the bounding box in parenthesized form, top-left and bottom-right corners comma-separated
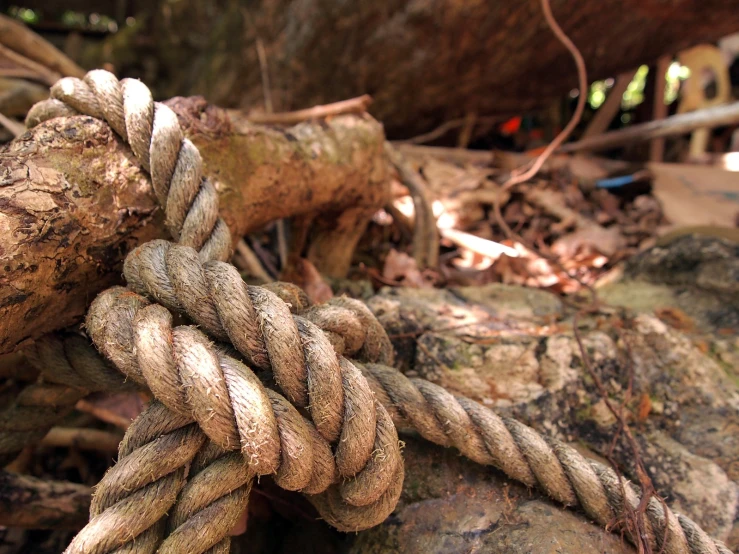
(0, 98, 388, 354)
(78, 0, 739, 139)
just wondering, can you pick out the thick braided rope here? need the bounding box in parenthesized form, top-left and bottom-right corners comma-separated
(0, 334, 131, 464)
(121, 240, 395, 487)
(66, 401, 207, 554)
(65, 286, 402, 553)
(25, 70, 231, 263)
(26, 68, 393, 498)
(84, 283, 734, 554)
(26, 70, 402, 549)
(158, 443, 254, 554)
(359, 362, 733, 554)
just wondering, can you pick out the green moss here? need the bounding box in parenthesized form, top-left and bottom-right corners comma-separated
(404, 477, 421, 500)
(574, 406, 592, 423)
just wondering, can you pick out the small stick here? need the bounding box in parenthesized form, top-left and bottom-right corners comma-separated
(402, 115, 504, 146)
(393, 143, 494, 165)
(0, 14, 84, 78)
(245, 95, 373, 125)
(0, 112, 25, 137)
(255, 38, 274, 113)
(649, 56, 671, 162)
(581, 69, 638, 139)
(252, 34, 289, 270)
(234, 238, 273, 283)
(41, 426, 123, 453)
(0, 42, 61, 86)
(75, 399, 131, 430)
(440, 227, 519, 259)
(385, 142, 440, 268)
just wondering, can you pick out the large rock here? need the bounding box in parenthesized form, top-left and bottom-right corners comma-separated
(601, 234, 739, 332)
(362, 240, 739, 551)
(348, 437, 634, 554)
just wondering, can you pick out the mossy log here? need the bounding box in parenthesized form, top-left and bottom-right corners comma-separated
(0, 97, 388, 354)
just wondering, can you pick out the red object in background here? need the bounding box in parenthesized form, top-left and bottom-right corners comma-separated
(500, 116, 522, 136)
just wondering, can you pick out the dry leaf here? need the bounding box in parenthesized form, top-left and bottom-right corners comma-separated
(299, 259, 334, 304)
(551, 226, 626, 258)
(382, 249, 430, 288)
(636, 393, 652, 423)
(78, 392, 147, 429)
(654, 307, 695, 332)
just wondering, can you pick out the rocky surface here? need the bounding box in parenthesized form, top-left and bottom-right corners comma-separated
(348, 437, 635, 554)
(601, 234, 739, 333)
(355, 235, 739, 553)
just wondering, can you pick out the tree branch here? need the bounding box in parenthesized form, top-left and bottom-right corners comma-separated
(0, 98, 388, 354)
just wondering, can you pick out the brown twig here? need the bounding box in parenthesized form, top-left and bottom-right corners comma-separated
(251, 31, 289, 269)
(0, 14, 84, 79)
(248, 236, 280, 279)
(0, 43, 61, 87)
(255, 38, 274, 114)
(573, 313, 661, 554)
(439, 227, 519, 260)
(385, 142, 440, 268)
(492, 0, 596, 303)
(0, 112, 24, 137)
(74, 399, 132, 430)
(40, 426, 123, 453)
(233, 238, 274, 283)
(245, 95, 373, 125)
(561, 101, 739, 154)
(394, 143, 495, 165)
(402, 115, 504, 145)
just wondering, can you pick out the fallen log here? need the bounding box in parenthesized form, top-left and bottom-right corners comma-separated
(0, 98, 388, 354)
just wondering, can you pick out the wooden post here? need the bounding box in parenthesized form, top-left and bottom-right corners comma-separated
(582, 69, 638, 139)
(649, 56, 672, 162)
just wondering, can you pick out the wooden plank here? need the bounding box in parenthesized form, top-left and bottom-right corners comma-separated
(648, 162, 739, 228)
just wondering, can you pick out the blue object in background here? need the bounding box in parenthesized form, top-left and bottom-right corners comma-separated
(596, 174, 638, 189)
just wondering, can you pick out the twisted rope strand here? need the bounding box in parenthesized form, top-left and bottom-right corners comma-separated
(25, 69, 401, 550)
(26, 69, 392, 489)
(121, 240, 391, 488)
(57, 320, 732, 554)
(26, 70, 231, 262)
(0, 334, 131, 464)
(70, 286, 402, 552)
(65, 402, 204, 554)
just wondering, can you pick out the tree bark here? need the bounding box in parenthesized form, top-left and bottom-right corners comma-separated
(0, 98, 388, 354)
(79, 0, 739, 140)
